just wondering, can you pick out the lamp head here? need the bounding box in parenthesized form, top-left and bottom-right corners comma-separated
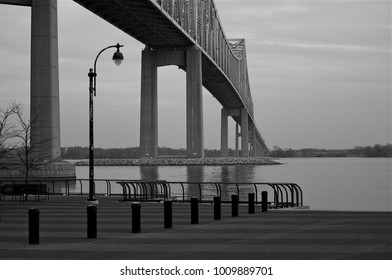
(112, 43, 124, 66)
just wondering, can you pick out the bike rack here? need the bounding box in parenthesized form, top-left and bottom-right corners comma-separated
(0, 178, 304, 209)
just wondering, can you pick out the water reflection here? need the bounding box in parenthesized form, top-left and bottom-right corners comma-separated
(186, 166, 204, 199)
(140, 166, 159, 181)
(218, 165, 257, 201)
(218, 165, 256, 182)
(182, 165, 258, 201)
(139, 166, 160, 197)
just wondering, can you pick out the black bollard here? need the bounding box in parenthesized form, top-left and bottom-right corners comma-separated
(248, 193, 255, 214)
(28, 208, 40, 244)
(132, 202, 141, 233)
(261, 191, 268, 212)
(213, 196, 221, 220)
(191, 197, 199, 224)
(164, 200, 172, 228)
(87, 205, 97, 239)
(231, 195, 239, 217)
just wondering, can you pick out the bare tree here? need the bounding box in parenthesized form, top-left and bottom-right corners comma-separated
(12, 105, 55, 182)
(0, 101, 21, 170)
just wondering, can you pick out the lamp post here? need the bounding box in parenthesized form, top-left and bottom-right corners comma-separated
(88, 43, 124, 203)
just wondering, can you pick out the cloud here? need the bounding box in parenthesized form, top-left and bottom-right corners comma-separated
(258, 41, 390, 54)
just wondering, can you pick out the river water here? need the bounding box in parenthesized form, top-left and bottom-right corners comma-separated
(74, 157, 391, 212)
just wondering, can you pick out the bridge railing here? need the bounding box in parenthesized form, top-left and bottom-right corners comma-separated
(155, 0, 254, 118)
(0, 178, 303, 209)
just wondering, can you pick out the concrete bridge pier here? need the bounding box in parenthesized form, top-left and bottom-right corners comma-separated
(0, 0, 75, 180)
(31, 0, 61, 160)
(1, 0, 61, 159)
(186, 47, 204, 158)
(140, 48, 158, 158)
(220, 108, 228, 157)
(140, 46, 204, 158)
(256, 142, 264, 157)
(235, 124, 240, 157)
(250, 123, 257, 157)
(220, 108, 252, 157)
(240, 108, 249, 157)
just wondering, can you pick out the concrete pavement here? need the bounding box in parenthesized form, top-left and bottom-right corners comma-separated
(0, 196, 390, 260)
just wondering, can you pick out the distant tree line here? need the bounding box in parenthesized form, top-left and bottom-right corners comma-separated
(269, 144, 392, 158)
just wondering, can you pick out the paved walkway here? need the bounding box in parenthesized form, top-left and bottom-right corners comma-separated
(0, 196, 391, 260)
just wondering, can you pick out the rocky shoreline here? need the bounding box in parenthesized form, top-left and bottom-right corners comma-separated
(75, 157, 281, 166)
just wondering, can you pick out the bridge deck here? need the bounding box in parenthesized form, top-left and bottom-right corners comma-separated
(74, 0, 250, 117)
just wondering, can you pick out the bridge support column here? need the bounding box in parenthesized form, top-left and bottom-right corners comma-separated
(250, 123, 256, 157)
(186, 47, 204, 158)
(140, 48, 158, 158)
(235, 124, 239, 157)
(240, 108, 249, 157)
(30, 0, 61, 160)
(256, 142, 263, 157)
(220, 108, 228, 157)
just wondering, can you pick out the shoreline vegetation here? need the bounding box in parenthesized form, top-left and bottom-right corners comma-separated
(269, 143, 392, 158)
(75, 157, 281, 167)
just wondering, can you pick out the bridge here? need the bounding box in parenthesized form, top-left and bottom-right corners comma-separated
(1, 0, 267, 160)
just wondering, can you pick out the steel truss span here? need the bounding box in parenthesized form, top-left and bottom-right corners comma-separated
(74, 0, 267, 155)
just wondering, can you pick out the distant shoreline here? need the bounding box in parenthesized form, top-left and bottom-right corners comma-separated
(75, 157, 281, 166)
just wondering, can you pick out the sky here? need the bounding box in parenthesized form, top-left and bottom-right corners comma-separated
(0, 0, 391, 150)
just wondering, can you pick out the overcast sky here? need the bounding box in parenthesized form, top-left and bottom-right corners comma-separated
(0, 0, 390, 150)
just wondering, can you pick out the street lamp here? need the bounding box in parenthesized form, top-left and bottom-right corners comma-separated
(88, 43, 124, 203)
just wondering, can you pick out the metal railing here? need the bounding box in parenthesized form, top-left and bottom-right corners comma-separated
(0, 178, 303, 209)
